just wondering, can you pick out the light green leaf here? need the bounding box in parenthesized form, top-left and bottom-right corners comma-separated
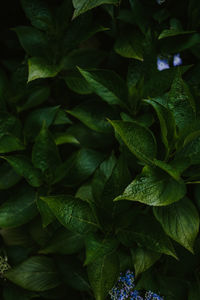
(28, 57, 59, 82)
(1, 155, 43, 187)
(78, 67, 128, 106)
(0, 185, 37, 228)
(41, 195, 99, 234)
(109, 120, 157, 165)
(72, 0, 119, 18)
(39, 228, 84, 255)
(84, 233, 118, 265)
(5, 256, 60, 291)
(131, 248, 161, 277)
(114, 166, 186, 206)
(153, 197, 200, 253)
(87, 252, 119, 300)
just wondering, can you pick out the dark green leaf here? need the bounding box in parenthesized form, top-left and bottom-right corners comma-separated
(32, 124, 61, 182)
(36, 197, 55, 227)
(87, 252, 119, 300)
(0, 161, 21, 189)
(131, 248, 161, 277)
(13, 26, 48, 57)
(168, 71, 196, 132)
(144, 98, 176, 156)
(78, 67, 128, 107)
(5, 256, 60, 291)
(41, 195, 99, 234)
(84, 233, 118, 265)
(39, 228, 84, 255)
(0, 185, 37, 228)
(24, 106, 59, 140)
(1, 155, 42, 187)
(67, 100, 117, 133)
(117, 215, 177, 259)
(153, 197, 200, 253)
(56, 148, 104, 186)
(20, 0, 53, 31)
(114, 30, 144, 61)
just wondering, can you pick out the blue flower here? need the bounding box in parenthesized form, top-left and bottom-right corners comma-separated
(156, 0, 166, 5)
(109, 271, 164, 300)
(157, 57, 170, 71)
(173, 53, 182, 66)
(145, 291, 164, 300)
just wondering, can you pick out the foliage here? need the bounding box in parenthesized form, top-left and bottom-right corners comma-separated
(0, 0, 200, 299)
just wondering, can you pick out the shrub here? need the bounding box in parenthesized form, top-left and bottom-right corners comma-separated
(0, 0, 200, 299)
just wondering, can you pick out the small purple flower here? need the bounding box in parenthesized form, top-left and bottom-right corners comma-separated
(145, 291, 164, 300)
(173, 53, 182, 66)
(157, 57, 170, 71)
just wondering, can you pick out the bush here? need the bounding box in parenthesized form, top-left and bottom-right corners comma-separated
(0, 0, 200, 299)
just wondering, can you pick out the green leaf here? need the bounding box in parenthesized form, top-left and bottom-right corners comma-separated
(131, 248, 161, 277)
(28, 57, 59, 82)
(72, 0, 119, 18)
(144, 98, 176, 156)
(32, 124, 61, 183)
(13, 26, 48, 57)
(1, 155, 42, 187)
(41, 195, 99, 234)
(63, 70, 92, 94)
(114, 30, 144, 61)
(0, 185, 37, 228)
(114, 166, 186, 206)
(61, 49, 106, 70)
(87, 252, 119, 300)
(20, 0, 53, 31)
(168, 71, 196, 132)
(67, 100, 117, 133)
(0, 161, 21, 189)
(109, 120, 157, 165)
(36, 197, 55, 227)
(5, 256, 60, 291)
(175, 134, 200, 166)
(153, 197, 200, 253)
(56, 148, 104, 186)
(18, 85, 50, 112)
(188, 280, 200, 300)
(78, 67, 128, 106)
(84, 233, 118, 265)
(117, 215, 177, 259)
(24, 106, 59, 140)
(158, 29, 196, 39)
(58, 256, 91, 291)
(39, 228, 84, 255)
(3, 285, 36, 300)
(0, 135, 25, 154)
